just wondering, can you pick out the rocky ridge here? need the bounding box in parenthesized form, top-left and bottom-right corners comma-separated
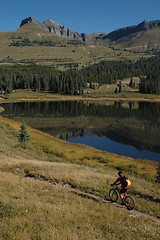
(20, 17, 91, 42)
(102, 20, 160, 42)
(20, 17, 160, 46)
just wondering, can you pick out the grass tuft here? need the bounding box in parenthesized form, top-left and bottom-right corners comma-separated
(0, 201, 15, 218)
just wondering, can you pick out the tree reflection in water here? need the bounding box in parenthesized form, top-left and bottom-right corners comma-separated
(1, 101, 160, 162)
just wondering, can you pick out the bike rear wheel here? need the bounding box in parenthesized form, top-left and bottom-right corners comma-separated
(109, 189, 118, 202)
(124, 196, 135, 210)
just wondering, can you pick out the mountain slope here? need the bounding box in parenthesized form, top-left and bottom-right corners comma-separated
(100, 20, 160, 49)
(20, 17, 91, 43)
(3, 17, 160, 50)
(19, 17, 160, 50)
(1, 17, 160, 67)
(1, 22, 144, 68)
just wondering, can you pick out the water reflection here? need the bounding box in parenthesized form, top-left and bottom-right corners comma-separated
(1, 101, 160, 162)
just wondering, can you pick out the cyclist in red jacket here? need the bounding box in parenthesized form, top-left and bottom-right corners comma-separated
(111, 171, 131, 201)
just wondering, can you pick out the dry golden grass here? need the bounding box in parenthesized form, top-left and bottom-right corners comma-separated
(0, 158, 160, 240)
(1, 155, 159, 218)
(0, 115, 160, 239)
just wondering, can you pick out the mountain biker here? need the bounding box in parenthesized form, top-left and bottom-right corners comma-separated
(110, 171, 131, 202)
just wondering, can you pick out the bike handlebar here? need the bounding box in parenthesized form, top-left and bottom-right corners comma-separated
(110, 183, 121, 187)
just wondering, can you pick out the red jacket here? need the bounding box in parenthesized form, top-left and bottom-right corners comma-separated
(114, 176, 130, 189)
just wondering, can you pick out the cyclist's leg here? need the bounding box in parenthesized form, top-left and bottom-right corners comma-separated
(124, 192, 127, 197)
(124, 187, 130, 198)
(120, 188, 129, 200)
(120, 188, 125, 200)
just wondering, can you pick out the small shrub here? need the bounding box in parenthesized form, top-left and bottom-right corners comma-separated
(46, 156, 57, 162)
(92, 156, 110, 164)
(81, 155, 91, 161)
(0, 202, 14, 218)
(16, 142, 31, 150)
(42, 146, 65, 158)
(11, 129, 19, 138)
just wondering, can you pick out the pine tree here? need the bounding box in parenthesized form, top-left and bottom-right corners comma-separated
(118, 81, 122, 93)
(119, 85, 122, 93)
(19, 121, 30, 143)
(129, 77, 133, 87)
(114, 87, 118, 94)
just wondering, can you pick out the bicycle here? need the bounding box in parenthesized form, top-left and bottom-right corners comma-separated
(109, 185, 135, 210)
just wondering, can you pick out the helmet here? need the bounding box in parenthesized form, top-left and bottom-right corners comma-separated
(118, 171, 123, 176)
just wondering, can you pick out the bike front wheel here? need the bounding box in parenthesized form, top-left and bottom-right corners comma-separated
(124, 196, 135, 210)
(109, 189, 118, 202)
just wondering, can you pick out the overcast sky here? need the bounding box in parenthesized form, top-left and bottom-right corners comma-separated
(1, 0, 160, 34)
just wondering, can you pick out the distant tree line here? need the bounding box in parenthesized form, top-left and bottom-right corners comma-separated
(11, 38, 67, 47)
(0, 64, 85, 95)
(137, 56, 160, 94)
(79, 56, 160, 94)
(139, 71, 160, 94)
(10, 38, 84, 47)
(1, 56, 160, 95)
(79, 56, 160, 84)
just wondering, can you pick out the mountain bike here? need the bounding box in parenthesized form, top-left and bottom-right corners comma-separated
(109, 185, 135, 210)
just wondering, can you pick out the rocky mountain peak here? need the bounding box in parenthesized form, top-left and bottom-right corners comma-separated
(135, 20, 150, 31)
(20, 17, 92, 42)
(20, 17, 39, 27)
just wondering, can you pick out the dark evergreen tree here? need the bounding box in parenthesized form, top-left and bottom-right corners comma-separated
(118, 81, 122, 93)
(129, 77, 133, 87)
(114, 87, 118, 94)
(19, 121, 30, 143)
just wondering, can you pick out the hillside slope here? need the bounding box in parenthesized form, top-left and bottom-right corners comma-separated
(98, 20, 160, 50)
(19, 17, 160, 50)
(1, 17, 160, 66)
(0, 23, 147, 67)
(0, 114, 159, 239)
(20, 17, 91, 43)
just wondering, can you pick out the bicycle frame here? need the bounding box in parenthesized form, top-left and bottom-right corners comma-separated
(113, 185, 128, 199)
(109, 185, 135, 210)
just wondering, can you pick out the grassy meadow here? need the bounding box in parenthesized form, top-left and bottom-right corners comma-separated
(0, 23, 153, 69)
(0, 112, 159, 239)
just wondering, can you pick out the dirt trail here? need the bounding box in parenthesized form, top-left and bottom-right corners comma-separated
(25, 172, 160, 225)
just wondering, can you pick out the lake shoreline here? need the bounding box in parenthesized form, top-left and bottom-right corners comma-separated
(1, 90, 160, 104)
(1, 99, 160, 163)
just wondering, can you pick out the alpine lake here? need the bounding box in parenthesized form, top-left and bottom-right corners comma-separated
(1, 100, 160, 162)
